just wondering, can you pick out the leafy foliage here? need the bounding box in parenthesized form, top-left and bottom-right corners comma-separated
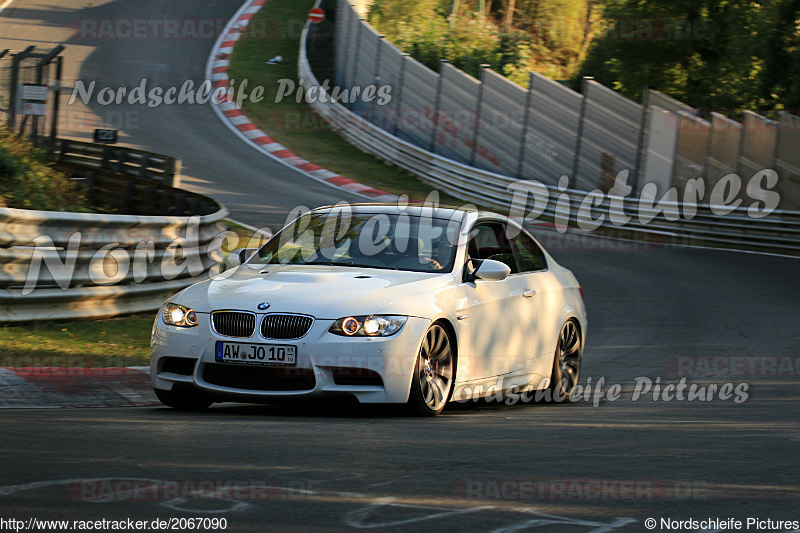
(368, 0, 601, 84)
(0, 127, 91, 211)
(577, 0, 800, 111)
(368, 0, 798, 111)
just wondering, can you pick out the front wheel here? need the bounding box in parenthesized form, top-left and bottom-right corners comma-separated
(154, 388, 213, 411)
(406, 323, 455, 416)
(547, 320, 582, 402)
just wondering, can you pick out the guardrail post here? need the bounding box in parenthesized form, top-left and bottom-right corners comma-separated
(174, 193, 186, 215)
(123, 181, 135, 214)
(139, 153, 151, 179)
(348, 18, 364, 105)
(84, 170, 97, 205)
(736, 112, 749, 176)
(160, 190, 172, 214)
(57, 138, 67, 161)
(392, 53, 409, 135)
(469, 64, 490, 166)
(428, 59, 447, 153)
(772, 111, 785, 173)
(372, 35, 384, 120)
(632, 86, 651, 196)
(144, 186, 156, 215)
(116, 149, 126, 175)
(101, 145, 111, 168)
(339, 2, 353, 87)
(702, 111, 715, 184)
(165, 158, 182, 188)
(516, 72, 535, 179)
(570, 76, 592, 189)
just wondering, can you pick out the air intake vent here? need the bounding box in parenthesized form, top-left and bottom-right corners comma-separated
(261, 314, 314, 340)
(212, 311, 256, 338)
(202, 364, 316, 391)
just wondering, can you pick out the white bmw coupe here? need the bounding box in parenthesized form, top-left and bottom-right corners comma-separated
(150, 204, 586, 415)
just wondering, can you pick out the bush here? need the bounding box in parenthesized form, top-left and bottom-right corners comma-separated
(368, 0, 599, 85)
(0, 127, 91, 212)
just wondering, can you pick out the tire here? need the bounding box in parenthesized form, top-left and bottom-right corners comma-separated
(154, 388, 213, 411)
(406, 323, 455, 416)
(546, 320, 583, 403)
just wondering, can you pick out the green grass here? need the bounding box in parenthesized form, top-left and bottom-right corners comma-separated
(0, 221, 270, 367)
(0, 315, 154, 368)
(227, 0, 467, 205)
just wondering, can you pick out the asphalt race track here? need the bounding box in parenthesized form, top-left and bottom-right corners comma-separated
(1, 1, 799, 531)
(0, 0, 365, 229)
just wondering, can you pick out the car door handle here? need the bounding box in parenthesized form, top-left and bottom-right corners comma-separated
(522, 289, 536, 298)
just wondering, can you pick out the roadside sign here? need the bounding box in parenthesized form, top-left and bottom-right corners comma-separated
(19, 84, 48, 116)
(22, 84, 48, 101)
(94, 129, 118, 144)
(308, 7, 325, 23)
(22, 102, 46, 116)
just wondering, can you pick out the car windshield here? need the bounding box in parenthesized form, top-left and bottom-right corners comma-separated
(254, 211, 461, 273)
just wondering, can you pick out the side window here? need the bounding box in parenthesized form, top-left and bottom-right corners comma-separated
(467, 222, 519, 274)
(512, 232, 548, 272)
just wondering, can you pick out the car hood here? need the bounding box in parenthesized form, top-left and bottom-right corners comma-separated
(173, 264, 455, 318)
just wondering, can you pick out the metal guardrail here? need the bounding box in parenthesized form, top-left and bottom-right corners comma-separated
(57, 162, 216, 216)
(0, 205, 229, 321)
(55, 138, 182, 187)
(299, 12, 800, 256)
(0, 140, 227, 322)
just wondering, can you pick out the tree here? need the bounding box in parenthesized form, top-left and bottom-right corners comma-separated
(576, 0, 800, 112)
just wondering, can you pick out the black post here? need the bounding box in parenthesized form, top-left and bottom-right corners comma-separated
(428, 59, 447, 152)
(571, 76, 593, 189)
(8, 46, 36, 129)
(392, 53, 409, 135)
(631, 86, 652, 196)
(516, 72, 535, 179)
(469, 64, 490, 166)
(50, 55, 63, 145)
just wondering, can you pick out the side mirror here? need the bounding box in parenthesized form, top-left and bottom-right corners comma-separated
(473, 259, 511, 281)
(225, 248, 258, 270)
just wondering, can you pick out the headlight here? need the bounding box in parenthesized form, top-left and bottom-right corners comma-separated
(329, 315, 407, 337)
(163, 303, 199, 327)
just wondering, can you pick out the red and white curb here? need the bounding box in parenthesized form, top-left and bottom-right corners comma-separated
(0, 367, 157, 408)
(205, 0, 399, 203)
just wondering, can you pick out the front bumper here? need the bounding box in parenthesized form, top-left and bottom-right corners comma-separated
(150, 312, 430, 404)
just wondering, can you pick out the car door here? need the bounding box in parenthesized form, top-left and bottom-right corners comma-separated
(461, 222, 538, 381)
(508, 228, 557, 378)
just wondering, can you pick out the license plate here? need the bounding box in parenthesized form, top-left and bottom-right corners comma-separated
(215, 341, 296, 366)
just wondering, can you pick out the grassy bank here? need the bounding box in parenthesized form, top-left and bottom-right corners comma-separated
(0, 219, 267, 367)
(226, 0, 467, 204)
(0, 315, 154, 368)
(0, 126, 91, 211)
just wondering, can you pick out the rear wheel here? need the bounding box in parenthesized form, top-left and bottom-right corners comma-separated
(547, 320, 582, 402)
(407, 324, 454, 416)
(154, 388, 213, 411)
